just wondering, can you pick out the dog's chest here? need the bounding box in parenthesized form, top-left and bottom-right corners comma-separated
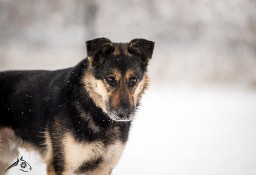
(63, 133, 125, 173)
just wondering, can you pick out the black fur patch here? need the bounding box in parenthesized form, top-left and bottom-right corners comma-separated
(75, 157, 103, 173)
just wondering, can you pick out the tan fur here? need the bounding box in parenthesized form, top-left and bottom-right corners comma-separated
(83, 72, 109, 114)
(0, 127, 22, 174)
(46, 165, 56, 175)
(110, 88, 122, 110)
(110, 84, 133, 111)
(44, 130, 53, 167)
(133, 74, 149, 104)
(124, 70, 149, 105)
(124, 69, 134, 80)
(112, 45, 121, 56)
(111, 69, 121, 82)
(87, 142, 125, 175)
(63, 133, 104, 172)
(45, 118, 67, 175)
(62, 133, 125, 174)
(106, 69, 123, 110)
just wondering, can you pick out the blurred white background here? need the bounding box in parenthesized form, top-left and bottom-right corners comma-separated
(1, 0, 256, 175)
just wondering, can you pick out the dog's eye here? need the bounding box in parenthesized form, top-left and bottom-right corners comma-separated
(129, 77, 138, 87)
(105, 75, 116, 87)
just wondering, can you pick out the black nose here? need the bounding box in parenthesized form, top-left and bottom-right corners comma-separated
(117, 107, 130, 119)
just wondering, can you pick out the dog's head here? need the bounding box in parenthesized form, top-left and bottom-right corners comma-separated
(83, 37, 154, 122)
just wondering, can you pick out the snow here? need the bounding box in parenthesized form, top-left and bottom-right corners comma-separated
(6, 87, 256, 175)
(114, 87, 256, 175)
(1, 0, 256, 174)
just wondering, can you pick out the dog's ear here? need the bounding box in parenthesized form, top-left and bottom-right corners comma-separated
(86, 37, 115, 57)
(128, 39, 155, 61)
(86, 37, 115, 67)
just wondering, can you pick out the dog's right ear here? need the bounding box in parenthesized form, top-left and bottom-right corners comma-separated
(86, 38, 115, 65)
(86, 38, 115, 67)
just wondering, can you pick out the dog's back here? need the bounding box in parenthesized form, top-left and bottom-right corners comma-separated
(0, 71, 24, 127)
(0, 70, 51, 128)
(0, 69, 71, 141)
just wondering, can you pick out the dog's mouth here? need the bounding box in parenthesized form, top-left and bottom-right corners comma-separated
(107, 112, 135, 122)
(105, 105, 135, 122)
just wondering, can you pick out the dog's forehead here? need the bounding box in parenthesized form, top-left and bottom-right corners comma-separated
(106, 60, 140, 77)
(102, 43, 141, 73)
(112, 43, 130, 56)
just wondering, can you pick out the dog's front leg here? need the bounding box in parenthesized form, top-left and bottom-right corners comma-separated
(47, 163, 77, 175)
(86, 166, 113, 175)
(47, 163, 57, 175)
(47, 162, 69, 175)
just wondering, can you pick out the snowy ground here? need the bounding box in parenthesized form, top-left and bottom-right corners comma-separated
(6, 87, 256, 175)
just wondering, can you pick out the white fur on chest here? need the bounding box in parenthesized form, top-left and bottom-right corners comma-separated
(63, 133, 125, 174)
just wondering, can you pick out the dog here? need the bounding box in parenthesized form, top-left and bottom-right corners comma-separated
(0, 37, 154, 175)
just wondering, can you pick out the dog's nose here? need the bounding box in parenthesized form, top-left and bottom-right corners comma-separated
(117, 107, 130, 119)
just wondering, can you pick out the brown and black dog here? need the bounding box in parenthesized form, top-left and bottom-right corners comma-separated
(0, 38, 154, 175)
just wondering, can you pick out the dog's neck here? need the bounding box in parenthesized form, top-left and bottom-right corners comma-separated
(64, 60, 131, 143)
(68, 98, 131, 144)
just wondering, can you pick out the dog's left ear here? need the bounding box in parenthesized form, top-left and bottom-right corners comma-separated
(128, 39, 155, 61)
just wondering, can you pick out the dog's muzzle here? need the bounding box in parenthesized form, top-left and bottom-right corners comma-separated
(107, 107, 135, 122)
